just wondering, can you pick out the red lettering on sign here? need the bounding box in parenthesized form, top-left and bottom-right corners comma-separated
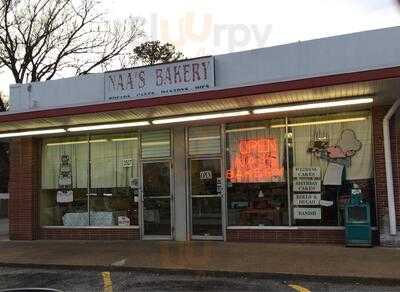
(174, 65, 182, 83)
(155, 69, 163, 86)
(138, 71, 145, 89)
(183, 64, 190, 82)
(192, 63, 201, 81)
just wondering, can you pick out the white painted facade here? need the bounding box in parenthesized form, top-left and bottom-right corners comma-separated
(8, 26, 400, 112)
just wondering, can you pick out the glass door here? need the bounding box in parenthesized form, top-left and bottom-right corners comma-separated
(190, 158, 223, 240)
(141, 161, 172, 239)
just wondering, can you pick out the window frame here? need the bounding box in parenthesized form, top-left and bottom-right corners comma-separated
(39, 132, 141, 229)
(224, 111, 376, 228)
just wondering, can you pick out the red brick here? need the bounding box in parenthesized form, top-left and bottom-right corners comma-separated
(8, 138, 40, 240)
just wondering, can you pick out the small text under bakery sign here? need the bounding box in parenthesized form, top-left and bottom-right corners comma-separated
(105, 56, 215, 101)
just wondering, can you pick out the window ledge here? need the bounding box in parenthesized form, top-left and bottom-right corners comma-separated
(41, 225, 140, 229)
(227, 226, 378, 230)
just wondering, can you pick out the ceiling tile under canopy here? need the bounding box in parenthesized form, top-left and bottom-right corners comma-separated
(0, 78, 398, 133)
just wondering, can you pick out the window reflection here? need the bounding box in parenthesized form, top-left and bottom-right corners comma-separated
(40, 137, 89, 226)
(142, 162, 171, 236)
(226, 120, 288, 226)
(225, 112, 376, 227)
(40, 111, 376, 230)
(288, 112, 375, 226)
(89, 133, 139, 226)
(40, 133, 139, 227)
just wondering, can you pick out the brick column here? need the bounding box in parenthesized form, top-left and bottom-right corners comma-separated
(8, 138, 40, 240)
(372, 106, 390, 231)
(392, 109, 400, 225)
(372, 104, 400, 244)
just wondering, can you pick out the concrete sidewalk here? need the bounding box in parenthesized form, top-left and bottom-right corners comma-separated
(0, 240, 399, 282)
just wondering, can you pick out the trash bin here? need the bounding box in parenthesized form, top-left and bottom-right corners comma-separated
(344, 184, 372, 247)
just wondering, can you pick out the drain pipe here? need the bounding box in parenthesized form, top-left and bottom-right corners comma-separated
(383, 98, 400, 236)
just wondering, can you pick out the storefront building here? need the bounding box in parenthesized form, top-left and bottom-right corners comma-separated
(2, 27, 400, 245)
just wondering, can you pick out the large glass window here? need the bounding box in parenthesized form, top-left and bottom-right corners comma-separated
(225, 120, 289, 226)
(288, 111, 375, 226)
(89, 133, 139, 226)
(40, 110, 376, 230)
(40, 133, 139, 227)
(40, 137, 89, 226)
(225, 111, 376, 227)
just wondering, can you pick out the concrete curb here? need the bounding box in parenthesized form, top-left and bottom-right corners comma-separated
(0, 262, 399, 286)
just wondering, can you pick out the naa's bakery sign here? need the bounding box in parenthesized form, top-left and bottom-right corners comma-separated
(105, 56, 215, 101)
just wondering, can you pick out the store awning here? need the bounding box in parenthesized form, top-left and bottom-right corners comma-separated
(0, 67, 400, 134)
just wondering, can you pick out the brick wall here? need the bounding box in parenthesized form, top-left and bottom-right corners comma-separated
(39, 228, 140, 240)
(392, 109, 400, 225)
(372, 105, 400, 231)
(8, 138, 40, 240)
(227, 229, 345, 244)
(8, 137, 141, 241)
(227, 229, 380, 245)
(372, 106, 390, 231)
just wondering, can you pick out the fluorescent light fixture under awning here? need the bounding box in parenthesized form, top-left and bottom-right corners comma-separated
(270, 117, 368, 128)
(225, 126, 267, 133)
(67, 121, 150, 132)
(111, 137, 138, 142)
(141, 141, 170, 146)
(188, 136, 221, 141)
(0, 128, 66, 138)
(152, 111, 250, 125)
(252, 98, 373, 114)
(46, 139, 109, 146)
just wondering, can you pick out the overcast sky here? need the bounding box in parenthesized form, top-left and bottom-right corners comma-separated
(1, 0, 400, 97)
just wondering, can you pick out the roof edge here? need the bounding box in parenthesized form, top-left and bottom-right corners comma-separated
(1, 66, 400, 124)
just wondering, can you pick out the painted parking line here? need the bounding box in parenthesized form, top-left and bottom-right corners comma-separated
(289, 284, 311, 292)
(102, 271, 113, 292)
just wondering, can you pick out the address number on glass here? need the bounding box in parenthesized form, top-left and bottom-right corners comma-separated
(122, 159, 133, 168)
(200, 170, 212, 180)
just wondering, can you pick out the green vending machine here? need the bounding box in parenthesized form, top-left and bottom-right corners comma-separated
(344, 184, 372, 247)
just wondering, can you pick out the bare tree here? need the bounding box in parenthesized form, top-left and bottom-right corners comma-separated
(0, 0, 144, 83)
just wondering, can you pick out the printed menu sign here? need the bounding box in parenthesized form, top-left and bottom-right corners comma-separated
(293, 167, 320, 178)
(293, 193, 321, 206)
(293, 167, 322, 219)
(117, 216, 130, 226)
(294, 207, 322, 220)
(293, 179, 321, 192)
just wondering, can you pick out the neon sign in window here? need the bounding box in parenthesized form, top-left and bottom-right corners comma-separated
(226, 138, 284, 183)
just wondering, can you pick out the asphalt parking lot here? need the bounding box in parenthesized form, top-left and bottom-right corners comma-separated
(0, 267, 399, 292)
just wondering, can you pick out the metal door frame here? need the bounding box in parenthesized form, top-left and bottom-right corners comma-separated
(140, 159, 174, 240)
(186, 124, 226, 241)
(139, 129, 175, 240)
(188, 156, 225, 240)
